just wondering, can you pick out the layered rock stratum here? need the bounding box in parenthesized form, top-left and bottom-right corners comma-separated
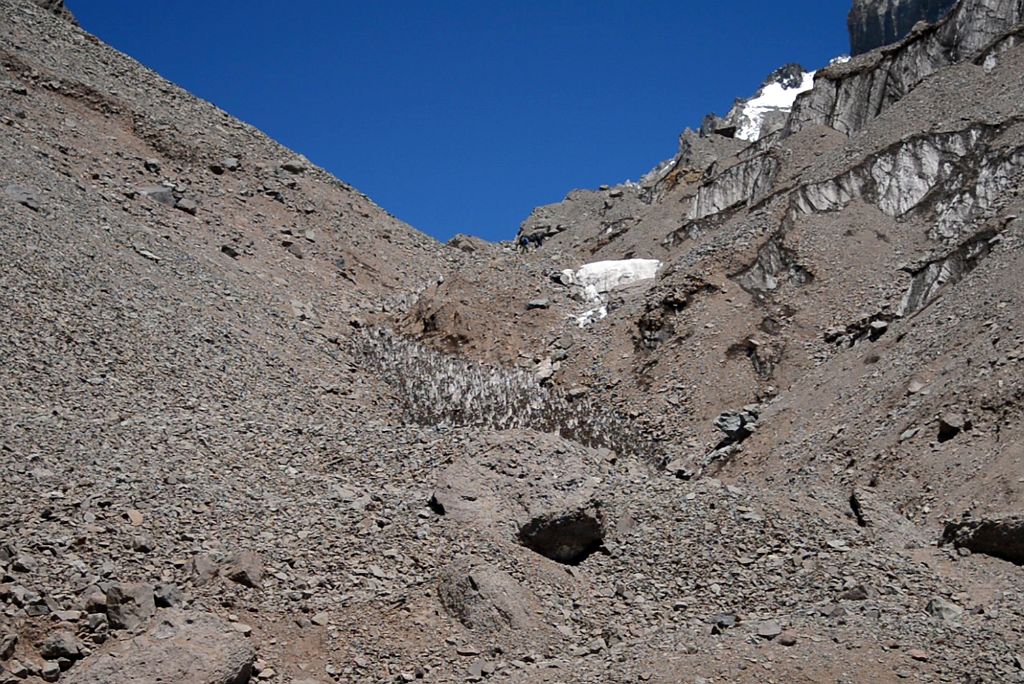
(3, 0, 1024, 682)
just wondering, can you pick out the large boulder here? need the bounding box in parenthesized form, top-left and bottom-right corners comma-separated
(64, 610, 254, 684)
(848, 0, 957, 54)
(429, 432, 603, 532)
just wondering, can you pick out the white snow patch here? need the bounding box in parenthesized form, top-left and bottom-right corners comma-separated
(576, 304, 608, 327)
(562, 258, 662, 327)
(735, 70, 816, 142)
(563, 259, 662, 299)
(829, 55, 852, 66)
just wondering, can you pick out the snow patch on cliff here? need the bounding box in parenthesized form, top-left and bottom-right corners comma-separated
(562, 259, 662, 326)
(736, 70, 816, 142)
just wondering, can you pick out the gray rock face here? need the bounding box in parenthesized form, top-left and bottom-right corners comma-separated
(849, 0, 957, 54)
(899, 226, 999, 315)
(689, 154, 779, 220)
(734, 237, 813, 297)
(792, 124, 1024, 244)
(64, 610, 254, 684)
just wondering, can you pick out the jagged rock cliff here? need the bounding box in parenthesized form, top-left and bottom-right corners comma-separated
(849, 0, 957, 54)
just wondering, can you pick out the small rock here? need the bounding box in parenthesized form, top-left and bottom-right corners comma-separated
(105, 583, 156, 630)
(925, 597, 963, 623)
(710, 613, 737, 633)
(222, 551, 263, 588)
(175, 197, 198, 215)
(756, 621, 782, 639)
(838, 585, 871, 601)
(86, 613, 108, 633)
(0, 633, 17, 660)
(534, 358, 554, 382)
(6, 659, 28, 678)
(908, 648, 930, 662)
(39, 630, 83, 660)
(210, 157, 239, 175)
(12, 554, 37, 572)
(40, 660, 60, 682)
(778, 631, 797, 646)
(899, 427, 919, 442)
(80, 585, 107, 614)
(138, 185, 175, 207)
(527, 299, 550, 310)
(5, 184, 40, 211)
(154, 583, 184, 608)
(665, 459, 694, 480)
(131, 534, 155, 553)
(190, 553, 219, 584)
(938, 412, 967, 441)
(281, 157, 307, 174)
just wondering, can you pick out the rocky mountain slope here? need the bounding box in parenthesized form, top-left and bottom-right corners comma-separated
(3, 0, 1024, 682)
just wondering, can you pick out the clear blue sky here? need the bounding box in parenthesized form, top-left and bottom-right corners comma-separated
(70, 1, 849, 242)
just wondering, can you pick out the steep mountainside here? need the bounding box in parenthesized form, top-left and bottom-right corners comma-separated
(3, 1, 1024, 683)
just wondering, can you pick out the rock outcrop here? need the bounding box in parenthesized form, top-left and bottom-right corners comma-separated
(849, 0, 957, 54)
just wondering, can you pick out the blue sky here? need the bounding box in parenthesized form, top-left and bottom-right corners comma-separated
(70, 1, 849, 242)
